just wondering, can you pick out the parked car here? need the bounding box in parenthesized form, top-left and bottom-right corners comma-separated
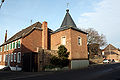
(103, 59, 109, 63)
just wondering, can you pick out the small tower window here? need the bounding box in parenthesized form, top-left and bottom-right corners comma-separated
(61, 36, 66, 45)
(78, 37, 82, 45)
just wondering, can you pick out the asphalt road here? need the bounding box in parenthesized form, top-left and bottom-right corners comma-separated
(1, 63, 120, 80)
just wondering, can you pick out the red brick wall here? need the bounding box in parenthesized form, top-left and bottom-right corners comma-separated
(0, 40, 21, 67)
(71, 29, 88, 60)
(51, 29, 88, 60)
(22, 29, 42, 53)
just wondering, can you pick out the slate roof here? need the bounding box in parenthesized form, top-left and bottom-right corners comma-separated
(52, 9, 87, 34)
(0, 22, 42, 46)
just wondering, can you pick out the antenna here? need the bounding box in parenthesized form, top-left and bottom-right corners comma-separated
(31, 20, 32, 25)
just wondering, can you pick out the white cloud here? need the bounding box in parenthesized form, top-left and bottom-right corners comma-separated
(78, 0, 120, 48)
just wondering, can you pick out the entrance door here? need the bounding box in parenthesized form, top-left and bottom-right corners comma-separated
(22, 52, 38, 72)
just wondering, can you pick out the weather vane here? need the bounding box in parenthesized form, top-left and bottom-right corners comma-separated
(67, 3, 69, 9)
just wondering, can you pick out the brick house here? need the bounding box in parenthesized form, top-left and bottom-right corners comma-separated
(0, 9, 89, 70)
(102, 44, 120, 62)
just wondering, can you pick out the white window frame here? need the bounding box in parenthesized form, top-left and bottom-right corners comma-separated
(0, 47, 2, 52)
(78, 37, 82, 46)
(4, 45, 6, 51)
(15, 41, 17, 49)
(18, 40, 21, 48)
(11, 53, 13, 62)
(14, 53, 16, 62)
(17, 52, 21, 63)
(7, 44, 9, 51)
(9, 43, 11, 50)
(3, 54, 6, 62)
(12, 42, 15, 49)
(61, 36, 66, 45)
(5, 54, 8, 62)
(0, 55, 2, 62)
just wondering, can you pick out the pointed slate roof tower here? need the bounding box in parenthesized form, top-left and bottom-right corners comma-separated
(60, 9, 77, 28)
(52, 9, 87, 34)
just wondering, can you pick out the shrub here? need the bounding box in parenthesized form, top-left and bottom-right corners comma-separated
(50, 45, 70, 68)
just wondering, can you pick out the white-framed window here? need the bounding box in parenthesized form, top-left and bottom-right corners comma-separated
(18, 40, 21, 48)
(0, 47, 2, 52)
(61, 36, 66, 45)
(78, 37, 82, 45)
(17, 52, 21, 63)
(9, 43, 11, 50)
(14, 53, 16, 62)
(15, 41, 17, 49)
(11, 53, 13, 62)
(3, 54, 6, 62)
(12, 42, 15, 49)
(5, 54, 8, 62)
(0, 55, 2, 62)
(4, 45, 6, 51)
(7, 44, 9, 51)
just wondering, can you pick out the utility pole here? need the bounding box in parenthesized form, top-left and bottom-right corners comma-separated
(0, 0, 4, 9)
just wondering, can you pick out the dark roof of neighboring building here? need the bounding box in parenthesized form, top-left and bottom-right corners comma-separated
(0, 22, 43, 46)
(52, 9, 87, 34)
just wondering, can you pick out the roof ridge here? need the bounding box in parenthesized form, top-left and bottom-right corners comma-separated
(0, 22, 42, 46)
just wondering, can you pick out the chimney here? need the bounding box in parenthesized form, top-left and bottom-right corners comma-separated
(4, 30, 7, 42)
(41, 21, 48, 49)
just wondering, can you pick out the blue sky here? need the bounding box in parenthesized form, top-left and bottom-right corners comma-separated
(0, 0, 120, 49)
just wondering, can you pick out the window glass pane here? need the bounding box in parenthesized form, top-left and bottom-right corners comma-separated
(11, 43, 12, 49)
(0, 47, 1, 52)
(5, 54, 7, 62)
(61, 37, 66, 45)
(0, 55, 2, 62)
(11, 53, 13, 62)
(12, 42, 15, 49)
(9, 43, 11, 50)
(7, 44, 9, 51)
(3, 54, 6, 62)
(15, 41, 17, 49)
(78, 37, 82, 45)
(14, 53, 16, 62)
(17, 52, 21, 63)
(18, 40, 21, 48)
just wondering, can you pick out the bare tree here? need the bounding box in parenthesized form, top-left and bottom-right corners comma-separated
(82, 28, 107, 59)
(84, 28, 107, 47)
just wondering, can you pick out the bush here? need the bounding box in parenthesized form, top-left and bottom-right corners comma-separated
(50, 45, 70, 68)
